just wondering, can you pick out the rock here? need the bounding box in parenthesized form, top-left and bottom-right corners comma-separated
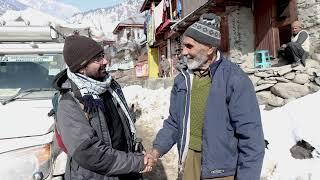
(290, 140, 315, 159)
(306, 59, 320, 69)
(277, 66, 293, 76)
(315, 71, 320, 77)
(275, 77, 290, 83)
(284, 97, 296, 104)
(311, 53, 320, 61)
(254, 72, 274, 78)
(248, 75, 261, 86)
(256, 91, 272, 105)
(271, 83, 310, 99)
(268, 94, 285, 107)
(265, 77, 276, 81)
(292, 65, 306, 72)
(314, 77, 320, 86)
(257, 80, 277, 86)
(284, 72, 296, 80)
(306, 67, 319, 76)
(308, 82, 320, 93)
(293, 73, 310, 84)
(262, 69, 274, 74)
(243, 68, 256, 74)
(255, 84, 274, 92)
(309, 76, 315, 82)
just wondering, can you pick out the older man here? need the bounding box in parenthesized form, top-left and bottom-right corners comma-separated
(279, 21, 310, 67)
(149, 13, 265, 180)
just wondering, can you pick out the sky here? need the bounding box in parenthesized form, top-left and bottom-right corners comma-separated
(60, 0, 122, 12)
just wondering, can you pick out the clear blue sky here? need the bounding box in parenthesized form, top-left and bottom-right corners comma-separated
(60, 0, 122, 11)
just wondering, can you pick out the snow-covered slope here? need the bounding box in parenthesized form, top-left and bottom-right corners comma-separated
(0, 0, 27, 14)
(1, 8, 66, 25)
(68, 0, 144, 40)
(16, 0, 79, 19)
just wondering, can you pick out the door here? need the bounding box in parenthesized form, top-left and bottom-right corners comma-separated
(254, 0, 278, 57)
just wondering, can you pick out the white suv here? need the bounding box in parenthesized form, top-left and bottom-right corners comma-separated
(0, 53, 67, 180)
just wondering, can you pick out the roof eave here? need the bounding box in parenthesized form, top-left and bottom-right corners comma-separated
(171, 0, 216, 32)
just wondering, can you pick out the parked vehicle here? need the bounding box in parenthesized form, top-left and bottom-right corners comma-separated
(0, 21, 67, 180)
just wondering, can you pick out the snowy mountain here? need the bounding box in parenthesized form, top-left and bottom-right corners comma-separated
(0, 0, 79, 19)
(68, 0, 145, 40)
(16, 0, 80, 19)
(1, 7, 66, 25)
(0, 0, 27, 14)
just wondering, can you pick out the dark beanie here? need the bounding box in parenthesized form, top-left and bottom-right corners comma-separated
(63, 35, 103, 73)
(183, 13, 221, 47)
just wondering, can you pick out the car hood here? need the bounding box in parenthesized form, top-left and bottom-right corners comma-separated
(0, 99, 54, 139)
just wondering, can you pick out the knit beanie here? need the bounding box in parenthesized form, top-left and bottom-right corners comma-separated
(63, 35, 103, 73)
(183, 13, 221, 47)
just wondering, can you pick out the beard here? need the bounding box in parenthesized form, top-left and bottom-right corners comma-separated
(186, 53, 208, 70)
(88, 66, 107, 81)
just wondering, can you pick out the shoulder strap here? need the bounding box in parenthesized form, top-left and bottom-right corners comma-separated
(65, 91, 90, 120)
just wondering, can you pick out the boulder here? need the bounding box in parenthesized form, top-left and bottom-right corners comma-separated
(256, 91, 272, 105)
(271, 83, 310, 99)
(293, 73, 310, 85)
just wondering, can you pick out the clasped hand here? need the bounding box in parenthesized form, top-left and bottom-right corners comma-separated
(141, 150, 160, 173)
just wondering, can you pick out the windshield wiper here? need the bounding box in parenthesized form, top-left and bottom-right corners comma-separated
(1, 88, 55, 105)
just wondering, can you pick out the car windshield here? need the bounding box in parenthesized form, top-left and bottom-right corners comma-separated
(0, 54, 65, 100)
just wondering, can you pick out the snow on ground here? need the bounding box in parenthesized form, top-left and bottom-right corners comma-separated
(260, 91, 320, 180)
(122, 85, 320, 180)
(123, 85, 178, 179)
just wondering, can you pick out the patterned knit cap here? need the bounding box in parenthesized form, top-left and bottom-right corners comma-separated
(183, 13, 221, 47)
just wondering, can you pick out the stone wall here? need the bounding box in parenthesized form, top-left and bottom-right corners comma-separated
(245, 59, 320, 109)
(227, 6, 255, 67)
(297, 0, 320, 60)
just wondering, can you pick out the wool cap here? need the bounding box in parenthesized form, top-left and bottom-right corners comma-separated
(183, 13, 221, 47)
(63, 35, 103, 73)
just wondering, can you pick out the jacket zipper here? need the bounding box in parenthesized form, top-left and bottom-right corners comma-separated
(179, 70, 190, 168)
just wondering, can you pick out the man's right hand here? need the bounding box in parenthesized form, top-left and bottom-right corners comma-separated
(141, 151, 157, 173)
(281, 44, 287, 48)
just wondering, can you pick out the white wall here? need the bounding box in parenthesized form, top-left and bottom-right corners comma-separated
(297, 0, 320, 57)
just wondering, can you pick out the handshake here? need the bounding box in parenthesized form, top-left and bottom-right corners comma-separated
(141, 149, 160, 173)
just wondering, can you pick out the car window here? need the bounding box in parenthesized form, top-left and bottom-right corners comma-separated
(0, 54, 65, 98)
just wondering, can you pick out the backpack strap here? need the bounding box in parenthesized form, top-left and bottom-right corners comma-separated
(53, 90, 89, 154)
(65, 91, 90, 120)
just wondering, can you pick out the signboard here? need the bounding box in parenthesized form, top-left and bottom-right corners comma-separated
(0, 55, 54, 62)
(135, 63, 148, 77)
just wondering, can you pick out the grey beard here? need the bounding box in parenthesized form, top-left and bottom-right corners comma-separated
(186, 55, 208, 70)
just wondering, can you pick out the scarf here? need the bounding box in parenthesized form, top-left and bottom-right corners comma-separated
(67, 68, 112, 112)
(67, 68, 137, 135)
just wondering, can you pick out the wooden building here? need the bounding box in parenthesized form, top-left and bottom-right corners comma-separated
(142, 0, 299, 74)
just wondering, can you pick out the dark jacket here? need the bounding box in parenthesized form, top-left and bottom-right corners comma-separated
(53, 70, 144, 180)
(153, 54, 265, 180)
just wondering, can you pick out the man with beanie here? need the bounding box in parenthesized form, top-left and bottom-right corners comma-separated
(52, 35, 155, 180)
(149, 13, 265, 180)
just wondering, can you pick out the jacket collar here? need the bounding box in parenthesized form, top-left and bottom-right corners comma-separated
(208, 51, 224, 78)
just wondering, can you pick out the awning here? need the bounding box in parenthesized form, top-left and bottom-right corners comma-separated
(140, 0, 162, 12)
(171, 0, 216, 32)
(155, 19, 178, 36)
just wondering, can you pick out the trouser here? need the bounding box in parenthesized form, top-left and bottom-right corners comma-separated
(278, 42, 307, 65)
(182, 149, 234, 180)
